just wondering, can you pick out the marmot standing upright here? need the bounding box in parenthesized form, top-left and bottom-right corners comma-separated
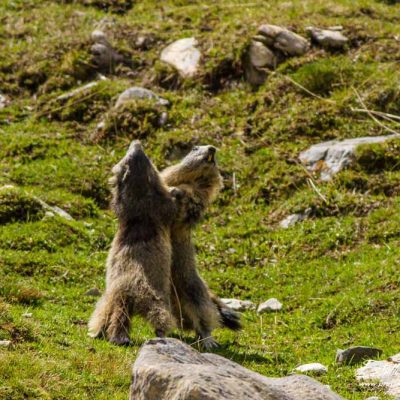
(88, 141, 177, 345)
(161, 145, 241, 349)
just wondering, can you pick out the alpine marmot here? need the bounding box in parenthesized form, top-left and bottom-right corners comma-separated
(88, 141, 177, 345)
(161, 145, 241, 349)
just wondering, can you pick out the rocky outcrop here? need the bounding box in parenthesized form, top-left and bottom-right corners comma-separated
(245, 24, 309, 85)
(356, 353, 400, 397)
(299, 134, 399, 181)
(160, 38, 201, 78)
(130, 338, 343, 400)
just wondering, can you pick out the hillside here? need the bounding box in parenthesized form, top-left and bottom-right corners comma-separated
(0, 0, 399, 398)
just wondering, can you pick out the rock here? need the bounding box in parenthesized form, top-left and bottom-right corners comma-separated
(34, 197, 74, 220)
(248, 40, 277, 68)
(220, 298, 255, 311)
(294, 363, 328, 375)
(280, 208, 312, 228)
(299, 134, 399, 181)
(22, 313, 32, 318)
(115, 87, 169, 108)
(257, 298, 282, 313)
(160, 38, 201, 78)
(258, 24, 309, 56)
(130, 338, 344, 400)
(365, 397, 380, 400)
(84, 288, 102, 297)
(356, 353, 400, 397)
(90, 29, 124, 70)
(0, 340, 11, 347)
(0, 93, 9, 109)
(306, 27, 348, 49)
(56, 81, 99, 102)
(336, 346, 383, 365)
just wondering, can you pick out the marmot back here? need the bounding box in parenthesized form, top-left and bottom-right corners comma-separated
(88, 141, 177, 345)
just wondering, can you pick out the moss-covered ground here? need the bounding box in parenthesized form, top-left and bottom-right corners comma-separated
(1, 0, 399, 398)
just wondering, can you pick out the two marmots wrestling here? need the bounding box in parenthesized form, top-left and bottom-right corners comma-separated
(88, 141, 241, 349)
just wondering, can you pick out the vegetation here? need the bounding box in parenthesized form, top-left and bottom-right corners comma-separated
(0, 0, 399, 399)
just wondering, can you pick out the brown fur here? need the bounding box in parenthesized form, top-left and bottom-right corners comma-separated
(161, 145, 240, 348)
(88, 141, 176, 345)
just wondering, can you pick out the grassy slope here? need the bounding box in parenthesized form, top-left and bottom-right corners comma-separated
(0, 0, 399, 398)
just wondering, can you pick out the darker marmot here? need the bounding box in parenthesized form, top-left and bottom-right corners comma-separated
(88, 141, 177, 345)
(161, 145, 241, 349)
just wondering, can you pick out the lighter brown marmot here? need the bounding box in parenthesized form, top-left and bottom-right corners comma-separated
(88, 141, 177, 345)
(161, 145, 241, 349)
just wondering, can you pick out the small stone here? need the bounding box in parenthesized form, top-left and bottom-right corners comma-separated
(357, 353, 400, 397)
(280, 208, 312, 228)
(336, 346, 383, 365)
(22, 313, 32, 318)
(0, 340, 11, 347)
(160, 37, 201, 78)
(56, 82, 99, 101)
(294, 363, 328, 375)
(365, 397, 380, 400)
(220, 298, 255, 312)
(248, 40, 276, 68)
(85, 288, 102, 297)
(257, 298, 282, 314)
(0, 93, 9, 109)
(35, 197, 74, 221)
(307, 27, 348, 49)
(115, 87, 169, 108)
(258, 24, 309, 56)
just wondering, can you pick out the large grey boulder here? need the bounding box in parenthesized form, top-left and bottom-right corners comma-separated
(258, 24, 309, 56)
(299, 134, 399, 181)
(130, 338, 343, 400)
(356, 353, 400, 397)
(160, 38, 201, 78)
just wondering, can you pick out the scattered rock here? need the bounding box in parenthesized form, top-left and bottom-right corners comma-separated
(248, 40, 277, 68)
(365, 397, 380, 400)
(336, 346, 383, 365)
(85, 288, 102, 297)
(160, 38, 201, 78)
(257, 298, 283, 314)
(56, 81, 100, 102)
(0, 340, 11, 347)
(280, 208, 312, 228)
(299, 134, 399, 181)
(0, 93, 9, 109)
(258, 24, 309, 56)
(22, 313, 32, 318)
(307, 27, 348, 49)
(90, 29, 124, 71)
(294, 363, 328, 375)
(130, 338, 344, 400)
(115, 87, 169, 108)
(35, 198, 74, 221)
(220, 298, 256, 311)
(356, 353, 400, 397)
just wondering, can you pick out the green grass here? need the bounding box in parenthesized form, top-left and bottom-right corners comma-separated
(1, 0, 399, 398)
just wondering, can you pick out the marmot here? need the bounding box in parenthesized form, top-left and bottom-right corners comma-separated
(88, 141, 177, 345)
(161, 145, 241, 349)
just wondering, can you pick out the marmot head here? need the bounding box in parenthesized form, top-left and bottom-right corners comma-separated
(110, 140, 175, 223)
(161, 145, 223, 203)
